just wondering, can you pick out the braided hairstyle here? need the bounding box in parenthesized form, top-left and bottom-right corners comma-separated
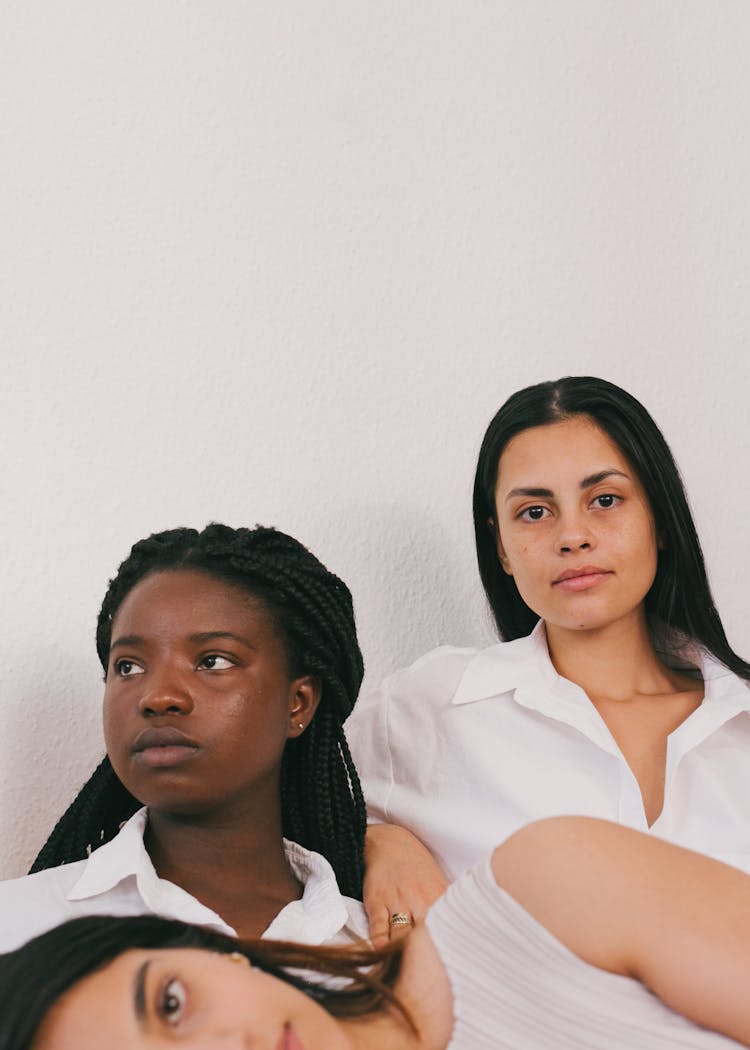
(29, 524, 366, 898)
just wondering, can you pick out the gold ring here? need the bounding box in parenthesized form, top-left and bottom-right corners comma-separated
(389, 912, 413, 927)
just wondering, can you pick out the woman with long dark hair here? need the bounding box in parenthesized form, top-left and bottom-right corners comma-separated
(348, 377, 750, 940)
(3, 816, 750, 1049)
(0, 523, 367, 950)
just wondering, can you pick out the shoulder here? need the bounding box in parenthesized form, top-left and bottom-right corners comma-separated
(0, 860, 87, 952)
(346, 645, 481, 735)
(0, 860, 85, 900)
(385, 633, 540, 706)
(383, 644, 483, 700)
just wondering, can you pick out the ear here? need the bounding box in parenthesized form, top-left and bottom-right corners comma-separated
(489, 517, 513, 577)
(287, 675, 323, 739)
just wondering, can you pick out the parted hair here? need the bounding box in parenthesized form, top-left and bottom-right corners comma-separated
(29, 524, 367, 897)
(473, 376, 750, 680)
(0, 913, 408, 1050)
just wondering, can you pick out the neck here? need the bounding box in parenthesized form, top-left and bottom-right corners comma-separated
(144, 798, 302, 938)
(544, 611, 682, 702)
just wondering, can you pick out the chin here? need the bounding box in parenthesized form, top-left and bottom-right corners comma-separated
(547, 611, 619, 634)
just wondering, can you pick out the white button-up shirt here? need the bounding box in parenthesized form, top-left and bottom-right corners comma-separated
(0, 808, 368, 953)
(346, 622, 750, 880)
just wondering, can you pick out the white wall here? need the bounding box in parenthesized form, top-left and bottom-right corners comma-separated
(2, 1, 749, 879)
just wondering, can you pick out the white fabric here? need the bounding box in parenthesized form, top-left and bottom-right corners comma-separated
(346, 622, 750, 879)
(0, 808, 368, 953)
(425, 857, 740, 1049)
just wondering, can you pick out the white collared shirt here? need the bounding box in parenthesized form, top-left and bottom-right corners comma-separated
(346, 622, 750, 880)
(0, 808, 368, 953)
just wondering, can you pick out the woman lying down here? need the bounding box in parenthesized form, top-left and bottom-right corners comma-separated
(1, 816, 746, 1050)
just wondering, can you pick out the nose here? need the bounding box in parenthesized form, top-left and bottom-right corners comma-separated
(555, 507, 594, 555)
(138, 664, 194, 718)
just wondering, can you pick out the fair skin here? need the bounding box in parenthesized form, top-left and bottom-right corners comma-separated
(493, 416, 703, 825)
(103, 570, 322, 939)
(364, 416, 703, 938)
(33, 818, 750, 1049)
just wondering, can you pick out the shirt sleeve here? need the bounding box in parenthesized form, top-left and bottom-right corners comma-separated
(345, 675, 395, 825)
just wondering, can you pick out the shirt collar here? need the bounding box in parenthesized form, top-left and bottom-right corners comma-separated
(264, 841, 368, 943)
(66, 807, 216, 927)
(452, 621, 554, 705)
(67, 808, 367, 942)
(453, 620, 750, 710)
(67, 807, 150, 901)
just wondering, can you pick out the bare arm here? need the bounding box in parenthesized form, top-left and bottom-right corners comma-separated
(364, 824, 449, 946)
(492, 817, 750, 1047)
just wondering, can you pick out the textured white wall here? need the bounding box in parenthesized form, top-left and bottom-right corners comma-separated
(2, 2, 749, 879)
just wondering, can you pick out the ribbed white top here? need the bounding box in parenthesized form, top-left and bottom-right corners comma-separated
(425, 858, 740, 1049)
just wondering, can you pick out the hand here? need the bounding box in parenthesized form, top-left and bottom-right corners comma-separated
(363, 823, 449, 946)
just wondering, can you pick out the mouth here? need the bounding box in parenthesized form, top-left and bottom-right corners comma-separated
(132, 727, 200, 768)
(552, 566, 613, 592)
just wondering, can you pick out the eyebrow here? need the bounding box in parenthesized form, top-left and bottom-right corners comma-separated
(133, 959, 150, 1028)
(188, 631, 256, 649)
(504, 469, 630, 502)
(110, 634, 146, 651)
(110, 631, 257, 651)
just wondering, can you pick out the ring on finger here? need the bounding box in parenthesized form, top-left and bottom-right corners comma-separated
(389, 912, 414, 927)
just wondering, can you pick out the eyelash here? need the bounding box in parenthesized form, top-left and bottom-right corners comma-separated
(114, 659, 144, 677)
(112, 654, 235, 677)
(158, 976, 188, 1025)
(591, 493, 621, 510)
(197, 654, 235, 670)
(516, 494, 622, 521)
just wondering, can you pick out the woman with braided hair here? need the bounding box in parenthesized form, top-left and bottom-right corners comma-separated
(0, 523, 368, 950)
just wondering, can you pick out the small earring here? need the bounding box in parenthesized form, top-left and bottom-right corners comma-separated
(229, 951, 248, 965)
(297, 722, 304, 730)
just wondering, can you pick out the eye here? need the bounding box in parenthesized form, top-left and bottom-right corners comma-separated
(518, 505, 550, 522)
(198, 654, 234, 670)
(591, 493, 621, 510)
(114, 659, 145, 677)
(158, 977, 187, 1026)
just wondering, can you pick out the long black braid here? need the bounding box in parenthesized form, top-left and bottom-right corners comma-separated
(29, 524, 366, 898)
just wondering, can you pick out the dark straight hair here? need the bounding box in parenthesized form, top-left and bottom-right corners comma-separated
(473, 376, 750, 680)
(0, 914, 406, 1050)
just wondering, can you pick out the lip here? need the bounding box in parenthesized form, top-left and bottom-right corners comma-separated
(276, 1024, 305, 1050)
(132, 726, 200, 768)
(552, 566, 613, 591)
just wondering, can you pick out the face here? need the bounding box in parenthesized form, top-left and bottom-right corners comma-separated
(493, 416, 659, 636)
(103, 570, 320, 819)
(34, 947, 352, 1050)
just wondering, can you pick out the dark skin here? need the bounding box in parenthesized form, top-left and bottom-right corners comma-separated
(103, 569, 322, 939)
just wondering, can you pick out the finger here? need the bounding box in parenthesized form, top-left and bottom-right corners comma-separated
(388, 918, 414, 942)
(368, 905, 392, 948)
(387, 911, 415, 942)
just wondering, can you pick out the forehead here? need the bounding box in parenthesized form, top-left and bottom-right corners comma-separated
(111, 570, 273, 635)
(496, 417, 632, 490)
(35, 948, 263, 1050)
(35, 950, 142, 1049)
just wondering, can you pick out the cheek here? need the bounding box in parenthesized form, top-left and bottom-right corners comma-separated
(101, 694, 117, 743)
(615, 511, 658, 559)
(504, 536, 543, 578)
(101, 689, 132, 759)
